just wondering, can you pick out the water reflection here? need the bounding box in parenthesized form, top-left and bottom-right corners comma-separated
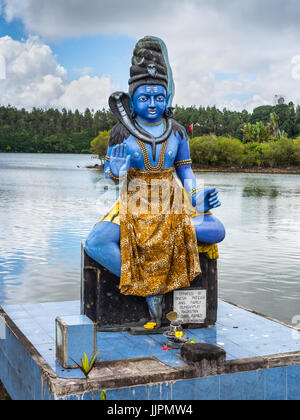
(243, 186, 279, 199)
(0, 155, 300, 326)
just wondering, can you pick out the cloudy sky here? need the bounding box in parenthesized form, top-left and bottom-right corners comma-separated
(0, 0, 300, 112)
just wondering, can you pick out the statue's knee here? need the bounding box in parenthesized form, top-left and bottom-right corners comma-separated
(194, 215, 226, 244)
(206, 219, 226, 244)
(85, 232, 103, 251)
(215, 223, 226, 243)
(86, 222, 119, 252)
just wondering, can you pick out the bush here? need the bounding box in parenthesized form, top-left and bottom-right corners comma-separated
(271, 138, 296, 167)
(90, 130, 111, 162)
(190, 134, 300, 168)
(217, 137, 244, 166)
(243, 142, 263, 167)
(260, 143, 275, 168)
(190, 135, 219, 166)
(190, 135, 244, 167)
(294, 138, 300, 165)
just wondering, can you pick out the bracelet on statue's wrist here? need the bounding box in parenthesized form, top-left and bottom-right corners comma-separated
(109, 169, 121, 182)
(174, 159, 192, 168)
(188, 187, 202, 198)
(109, 169, 127, 182)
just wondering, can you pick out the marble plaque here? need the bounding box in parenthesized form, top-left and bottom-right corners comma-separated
(173, 289, 206, 323)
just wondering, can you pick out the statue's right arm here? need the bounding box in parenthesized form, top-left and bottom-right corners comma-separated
(104, 146, 113, 180)
(104, 145, 113, 180)
(105, 144, 131, 182)
(104, 123, 131, 182)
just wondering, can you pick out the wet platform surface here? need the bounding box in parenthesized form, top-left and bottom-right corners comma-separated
(2, 299, 300, 380)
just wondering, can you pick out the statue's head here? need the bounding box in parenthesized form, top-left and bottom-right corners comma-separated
(132, 84, 167, 123)
(128, 36, 175, 122)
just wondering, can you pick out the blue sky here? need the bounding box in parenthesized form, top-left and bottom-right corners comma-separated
(0, 0, 300, 111)
(0, 15, 24, 39)
(51, 34, 134, 88)
(0, 13, 135, 90)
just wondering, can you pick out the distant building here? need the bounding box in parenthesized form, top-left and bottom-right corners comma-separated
(274, 95, 286, 105)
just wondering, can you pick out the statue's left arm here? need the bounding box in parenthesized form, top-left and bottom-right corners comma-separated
(174, 129, 221, 213)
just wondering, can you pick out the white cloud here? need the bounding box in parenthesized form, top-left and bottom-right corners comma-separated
(56, 75, 111, 111)
(2, 0, 179, 39)
(0, 54, 6, 79)
(2, 0, 300, 110)
(72, 66, 94, 77)
(0, 36, 113, 110)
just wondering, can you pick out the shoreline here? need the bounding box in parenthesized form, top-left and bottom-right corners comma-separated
(193, 167, 300, 174)
(87, 164, 300, 175)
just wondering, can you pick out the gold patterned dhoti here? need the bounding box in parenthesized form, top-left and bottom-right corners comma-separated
(99, 168, 218, 297)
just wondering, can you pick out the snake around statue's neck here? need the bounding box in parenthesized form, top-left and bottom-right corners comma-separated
(109, 91, 174, 160)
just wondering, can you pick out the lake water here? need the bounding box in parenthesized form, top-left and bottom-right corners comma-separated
(0, 153, 299, 326)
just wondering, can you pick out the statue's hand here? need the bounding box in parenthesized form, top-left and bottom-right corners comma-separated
(194, 188, 221, 213)
(110, 144, 131, 178)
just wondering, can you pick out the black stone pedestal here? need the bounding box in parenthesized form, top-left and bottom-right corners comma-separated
(181, 343, 226, 365)
(0, 381, 10, 401)
(81, 246, 218, 332)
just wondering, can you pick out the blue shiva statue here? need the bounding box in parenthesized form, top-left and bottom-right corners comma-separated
(85, 36, 225, 331)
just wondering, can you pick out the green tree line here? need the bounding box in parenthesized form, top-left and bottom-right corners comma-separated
(1, 101, 300, 160)
(0, 106, 116, 153)
(174, 101, 300, 139)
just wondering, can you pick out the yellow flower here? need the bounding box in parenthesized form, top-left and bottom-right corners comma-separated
(144, 322, 157, 330)
(175, 331, 183, 338)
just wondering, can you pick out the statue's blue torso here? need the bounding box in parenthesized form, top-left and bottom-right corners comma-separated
(105, 121, 183, 175)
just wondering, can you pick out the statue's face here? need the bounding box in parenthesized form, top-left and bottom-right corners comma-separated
(133, 85, 167, 122)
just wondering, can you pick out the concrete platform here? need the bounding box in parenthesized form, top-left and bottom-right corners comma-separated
(1, 299, 300, 400)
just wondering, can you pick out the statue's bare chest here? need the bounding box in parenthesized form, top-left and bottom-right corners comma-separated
(124, 133, 179, 171)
